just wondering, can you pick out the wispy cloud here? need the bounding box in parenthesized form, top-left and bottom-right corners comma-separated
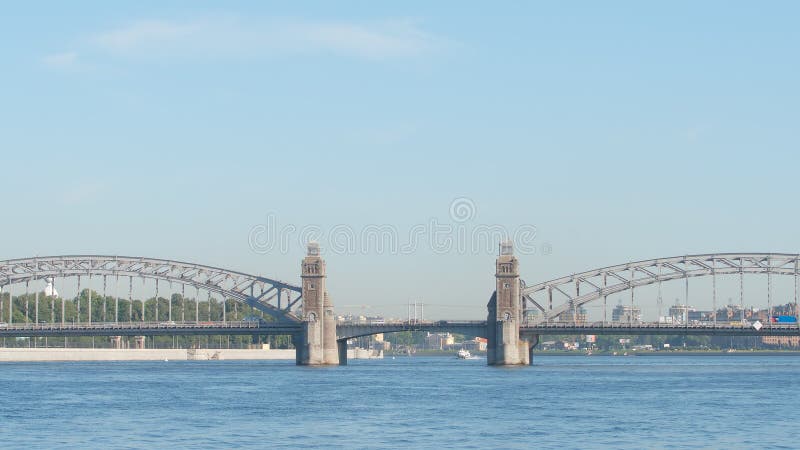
(89, 16, 447, 61)
(42, 51, 80, 69)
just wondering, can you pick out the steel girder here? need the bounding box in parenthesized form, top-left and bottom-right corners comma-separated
(0, 255, 303, 323)
(522, 253, 800, 323)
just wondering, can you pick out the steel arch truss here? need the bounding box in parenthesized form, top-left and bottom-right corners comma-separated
(522, 253, 800, 323)
(0, 255, 303, 323)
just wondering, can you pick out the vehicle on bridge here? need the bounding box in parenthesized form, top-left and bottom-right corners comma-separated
(771, 316, 798, 323)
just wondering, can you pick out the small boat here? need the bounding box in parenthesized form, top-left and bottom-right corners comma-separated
(457, 349, 471, 359)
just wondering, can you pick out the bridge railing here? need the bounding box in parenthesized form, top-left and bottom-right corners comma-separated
(0, 321, 267, 331)
(522, 321, 800, 331)
(336, 320, 487, 327)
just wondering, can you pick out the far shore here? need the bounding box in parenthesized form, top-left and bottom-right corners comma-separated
(531, 350, 800, 356)
(4, 348, 800, 363)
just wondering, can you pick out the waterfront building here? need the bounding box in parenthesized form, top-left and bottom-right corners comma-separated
(762, 336, 800, 347)
(425, 332, 455, 350)
(462, 337, 488, 352)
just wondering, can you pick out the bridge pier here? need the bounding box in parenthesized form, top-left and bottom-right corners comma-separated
(525, 334, 539, 365)
(297, 242, 339, 365)
(487, 242, 530, 366)
(337, 339, 348, 366)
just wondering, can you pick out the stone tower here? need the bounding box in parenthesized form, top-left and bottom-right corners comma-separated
(486, 241, 530, 365)
(297, 242, 339, 365)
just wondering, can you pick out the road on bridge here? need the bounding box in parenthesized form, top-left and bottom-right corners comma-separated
(2, 320, 800, 339)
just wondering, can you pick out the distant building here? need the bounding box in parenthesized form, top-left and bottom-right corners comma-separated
(668, 304, 693, 324)
(561, 341, 580, 351)
(688, 310, 713, 323)
(559, 307, 588, 325)
(720, 305, 746, 321)
(372, 333, 391, 351)
(540, 341, 557, 350)
(612, 304, 641, 323)
(762, 336, 800, 347)
(462, 337, 487, 352)
(44, 278, 59, 298)
(752, 309, 770, 322)
(425, 332, 455, 350)
(336, 314, 386, 324)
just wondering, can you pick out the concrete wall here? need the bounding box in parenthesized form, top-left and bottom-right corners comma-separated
(347, 348, 383, 359)
(0, 348, 295, 362)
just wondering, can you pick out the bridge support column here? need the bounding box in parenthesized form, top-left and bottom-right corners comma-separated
(487, 241, 529, 366)
(525, 334, 539, 365)
(297, 242, 339, 365)
(338, 339, 348, 366)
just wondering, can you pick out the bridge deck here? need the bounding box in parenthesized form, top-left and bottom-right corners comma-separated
(523, 323, 800, 336)
(1, 320, 798, 338)
(336, 321, 488, 340)
(0, 321, 303, 338)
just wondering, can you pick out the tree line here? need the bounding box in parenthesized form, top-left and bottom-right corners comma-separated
(0, 289, 297, 349)
(0, 289, 272, 324)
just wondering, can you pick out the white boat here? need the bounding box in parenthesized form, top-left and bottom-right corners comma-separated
(457, 349, 471, 359)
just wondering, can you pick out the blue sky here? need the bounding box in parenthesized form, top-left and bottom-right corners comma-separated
(2, 2, 799, 318)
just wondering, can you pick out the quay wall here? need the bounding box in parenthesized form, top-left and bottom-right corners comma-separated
(0, 348, 295, 362)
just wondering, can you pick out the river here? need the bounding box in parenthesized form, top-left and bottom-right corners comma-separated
(1, 355, 797, 449)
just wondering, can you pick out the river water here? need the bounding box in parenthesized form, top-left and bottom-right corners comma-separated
(1, 355, 797, 449)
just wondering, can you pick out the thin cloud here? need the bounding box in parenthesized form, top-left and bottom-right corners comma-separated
(90, 16, 447, 61)
(42, 51, 80, 69)
(279, 19, 442, 59)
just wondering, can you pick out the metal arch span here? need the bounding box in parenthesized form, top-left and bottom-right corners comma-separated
(0, 255, 303, 322)
(522, 253, 800, 323)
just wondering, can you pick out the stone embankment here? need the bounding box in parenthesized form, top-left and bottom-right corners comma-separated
(0, 348, 295, 362)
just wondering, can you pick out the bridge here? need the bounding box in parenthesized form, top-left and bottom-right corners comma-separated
(0, 319, 793, 339)
(2, 247, 800, 365)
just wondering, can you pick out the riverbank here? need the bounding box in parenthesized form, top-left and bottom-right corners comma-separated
(633, 350, 800, 356)
(392, 350, 488, 357)
(532, 350, 800, 356)
(0, 348, 296, 362)
(0, 347, 389, 361)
